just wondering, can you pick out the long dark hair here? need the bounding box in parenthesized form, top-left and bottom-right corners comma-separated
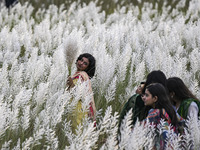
(166, 77, 198, 101)
(146, 83, 178, 126)
(140, 70, 167, 120)
(76, 53, 96, 78)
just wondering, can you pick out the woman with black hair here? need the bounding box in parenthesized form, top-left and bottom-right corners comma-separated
(5, 0, 18, 8)
(142, 70, 167, 94)
(143, 83, 179, 127)
(166, 77, 200, 119)
(119, 70, 167, 130)
(67, 53, 96, 130)
(143, 83, 184, 149)
(118, 70, 168, 144)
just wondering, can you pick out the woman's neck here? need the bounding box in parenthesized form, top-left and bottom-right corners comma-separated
(175, 100, 181, 109)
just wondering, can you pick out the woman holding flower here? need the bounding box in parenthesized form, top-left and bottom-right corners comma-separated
(67, 53, 96, 131)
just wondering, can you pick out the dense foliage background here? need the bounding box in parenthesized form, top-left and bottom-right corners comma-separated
(0, 0, 200, 149)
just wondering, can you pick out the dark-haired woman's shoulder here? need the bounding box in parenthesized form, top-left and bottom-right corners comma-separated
(145, 109, 161, 123)
(73, 71, 89, 81)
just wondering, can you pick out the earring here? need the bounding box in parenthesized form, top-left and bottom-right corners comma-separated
(153, 103, 156, 109)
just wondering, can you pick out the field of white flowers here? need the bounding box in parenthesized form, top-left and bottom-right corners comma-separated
(0, 0, 200, 149)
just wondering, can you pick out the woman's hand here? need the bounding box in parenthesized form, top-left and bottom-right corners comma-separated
(66, 77, 75, 90)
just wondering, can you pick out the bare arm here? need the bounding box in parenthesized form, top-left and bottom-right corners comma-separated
(188, 102, 199, 119)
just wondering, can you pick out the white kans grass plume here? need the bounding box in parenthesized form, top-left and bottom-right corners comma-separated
(13, 139, 21, 150)
(44, 126, 59, 149)
(65, 121, 98, 150)
(0, 0, 200, 149)
(0, 101, 11, 138)
(63, 33, 79, 77)
(185, 116, 200, 149)
(101, 113, 119, 150)
(95, 48, 116, 94)
(116, 43, 132, 83)
(1, 140, 12, 150)
(105, 75, 117, 103)
(48, 47, 66, 93)
(98, 106, 119, 150)
(129, 121, 155, 150)
(124, 52, 137, 97)
(98, 106, 118, 135)
(134, 60, 146, 84)
(21, 127, 45, 149)
(118, 109, 133, 149)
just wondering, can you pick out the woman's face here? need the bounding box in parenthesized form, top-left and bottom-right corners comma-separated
(143, 89, 157, 107)
(136, 83, 145, 95)
(169, 92, 176, 104)
(76, 57, 89, 71)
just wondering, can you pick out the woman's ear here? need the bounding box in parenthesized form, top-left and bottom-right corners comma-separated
(153, 96, 158, 103)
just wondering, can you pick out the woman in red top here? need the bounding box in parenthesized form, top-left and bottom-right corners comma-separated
(67, 53, 96, 130)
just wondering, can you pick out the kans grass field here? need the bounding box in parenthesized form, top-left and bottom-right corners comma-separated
(0, 0, 200, 149)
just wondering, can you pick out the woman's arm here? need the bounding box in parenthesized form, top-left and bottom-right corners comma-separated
(66, 77, 75, 90)
(188, 102, 199, 119)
